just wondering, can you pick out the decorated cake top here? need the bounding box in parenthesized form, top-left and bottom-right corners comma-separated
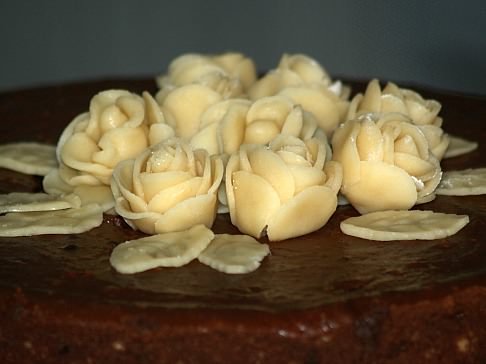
(0, 52, 481, 276)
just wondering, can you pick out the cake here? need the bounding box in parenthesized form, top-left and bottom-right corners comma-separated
(0, 77, 485, 364)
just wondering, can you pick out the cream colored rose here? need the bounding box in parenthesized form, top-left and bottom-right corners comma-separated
(44, 90, 173, 211)
(279, 53, 331, 84)
(156, 52, 257, 99)
(189, 98, 252, 156)
(225, 134, 342, 241)
(247, 52, 350, 137)
(248, 53, 351, 101)
(212, 52, 258, 91)
(331, 112, 442, 214)
(111, 138, 224, 234)
(56, 90, 174, 185)
(192, 95, 331, 214)
(347, 79, 449, 159)
(159, 84, 223, 140)
(190, 95, 329, 156)
(278, 85, 349, 137)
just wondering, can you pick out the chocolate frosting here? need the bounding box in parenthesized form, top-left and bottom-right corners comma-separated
(1, 79, 485, 363)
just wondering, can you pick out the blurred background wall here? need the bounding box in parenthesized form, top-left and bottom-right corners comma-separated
(1, 0, 485, 94)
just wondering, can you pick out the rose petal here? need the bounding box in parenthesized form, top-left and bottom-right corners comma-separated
(93, 127, 148, 168)
(381, 117, 429, 160)
(267, 186, 337, 241)
(190, 122, 219, 155)
(279, 86, 341, 136)
(341, 210, 468, 241)
(208, 156, 224, 195)
(346, 93, 362, 120)
(148, 123, 175, 146)
(219, 103, 248, 154)
(194, 151, 215, 195)
(288, 165, 326, 195)
(113, 197, 160, 234)
(244, 120, 281, 145)
(231, 170, 281, 238)
(112, 159, 148, 213)
(86, 90, 134, 140)
(0, 192, 80, 214)
(61, 133, 112, 183)
(139, 171, 193, 202)
(213, 52, 257, 90)
(72, 185, 114, 211)
(402, 90, 441, 125)
(147, 177, 203, 213)
(323, 161, 343, 194)
(394, 134, 421, 157)
(305, 138, 327, 169)
(281, 105, 304, 136)
(278, 53, 329, 84)
(62, 132, 100, 164)
(224, 154, 240, 221)
(331, 120, 362, 186)
(359, 79, 382, 113)
(56, 113, 87, 161)
(199, 98, 250, 129)
(444, 134, 478, 159)
(43, 168, 74, 195)
(153, 194, 218, 233)
(198, 233, 270, 274)
(0, 142, 57, 176)
(162, 84, 222, 138)
(251, 68, 305, 98)
(0, 203, 103, 237)
(381, 123, 400, 164)
(99, 104, 129, 132)
(172, 62, 224, 86)
(276, 150, 311, 166)
(418, 125, 449, 160)
(238, 145, 253, 172)
(382, 82, 402, 97)
(248, 147, 295, 203)
(343, 161, 417, 214)
(380, 94, 408, 114)
(110, 224, 215, 273)
(57, 163, 102, 187)
(300, 110, 320, 140)
(355, 118, 384, 162)
(394, 152, 436, 178)
(246, 95, 294, 128)
(143, 91, 166, 125)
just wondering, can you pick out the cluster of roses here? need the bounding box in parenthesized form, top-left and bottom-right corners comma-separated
(45, 53, 448, 241)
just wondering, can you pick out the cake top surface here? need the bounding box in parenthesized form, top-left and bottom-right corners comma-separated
(1, 78, 485, 313)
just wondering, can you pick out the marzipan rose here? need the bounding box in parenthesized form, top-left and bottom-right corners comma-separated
(225, 134, 342, 241)
(111, 138, 224, 234)
(347, 79, 449, 159)
(331, 112, 442, 214)
(156, 52, 257, 100)
(43, 90, 174, 211)
(189, 98, 252, 156)
(278, 85, 349, 137)
(158, 84, 223, 139)
(248, 55, 350, 136)
(190, 95, 329, 156)
(248, 53, 350, 101)
(212, 52, 257, 91)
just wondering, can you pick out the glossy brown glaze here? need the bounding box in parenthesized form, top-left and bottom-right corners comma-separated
(0, 79, 485, 363)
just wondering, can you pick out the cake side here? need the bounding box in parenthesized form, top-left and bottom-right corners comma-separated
(2, 280, 485, 363)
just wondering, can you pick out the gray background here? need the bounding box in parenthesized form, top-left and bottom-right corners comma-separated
(1, 0, 485, 94)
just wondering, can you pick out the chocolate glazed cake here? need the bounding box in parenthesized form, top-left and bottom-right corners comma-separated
(0, 79, 485, 364)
